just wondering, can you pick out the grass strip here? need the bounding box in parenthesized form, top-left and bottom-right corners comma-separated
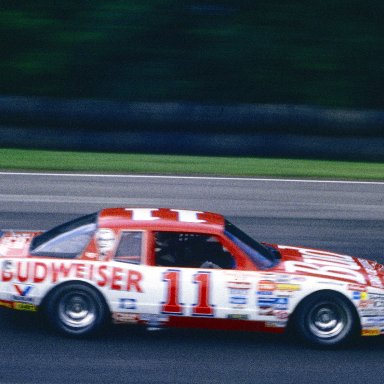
(0, 148, 383, 180)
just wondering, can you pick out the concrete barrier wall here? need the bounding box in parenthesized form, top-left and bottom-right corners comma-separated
(0, 96, 383, 161)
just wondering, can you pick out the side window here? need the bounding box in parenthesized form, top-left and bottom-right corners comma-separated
(155, 232, 236, 269)
(114, 231, 143, 264)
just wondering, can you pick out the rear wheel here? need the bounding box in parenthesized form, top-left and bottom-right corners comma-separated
(294, 291, 358, 347)
(45, 283, 108, 337)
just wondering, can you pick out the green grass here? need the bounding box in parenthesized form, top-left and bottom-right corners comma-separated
(0, 148, 383, 180)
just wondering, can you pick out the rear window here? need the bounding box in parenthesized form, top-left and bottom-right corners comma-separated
(30, 213, 97, 259)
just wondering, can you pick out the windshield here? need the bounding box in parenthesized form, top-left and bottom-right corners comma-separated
(224, 220, 279, 269)
(30, 213, 98, 258)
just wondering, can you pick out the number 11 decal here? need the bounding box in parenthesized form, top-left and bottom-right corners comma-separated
(162, 270, 214, 316)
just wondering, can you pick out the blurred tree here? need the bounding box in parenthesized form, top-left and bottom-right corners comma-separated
(0, 0, 383, 108)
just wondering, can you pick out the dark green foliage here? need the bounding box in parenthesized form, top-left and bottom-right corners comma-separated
(1, 1, 383, 107)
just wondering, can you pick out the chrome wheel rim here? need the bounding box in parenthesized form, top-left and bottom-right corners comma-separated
(308, 302, 347, 339)
(58, 292, 96, 329)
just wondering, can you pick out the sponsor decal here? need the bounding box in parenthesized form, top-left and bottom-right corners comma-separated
(227, 280, 251, 309)
(274, 297, 289, 310)
(112, 312, 140, 324)
(258, 280, 275, 291)
(281, 246, 366, 284)
(360, 308, 380, 316)
(258, 297, 289, 316)
(227, 314, 249, 320)
(374, 300, 384, 308)
(13, 284, 34, 303)
(258, 297, 288, 308)
(274, 310, 289, 320)
(1, 261, 143, 293)
(140, 313, 169, 328)
(13, 302, 37, 311)
(357, 294, 384, 316)
(361, 291, 368, 300)
(258, 298, 277, 307)
(369, 293, 384, 300)
(275, 283, 300, 292)
(353, 291, 368, 300)
(275, 275, 291, 283)
(227, 281, 251, 291)
(229, 297, 247, 305)
(259, 307, 274, 316)
(118, 298, 137, 310)
(265, 321, 286, 328)
(362, 328, 381, 336)
(352, 292, 361, 300)
(362, 316, 384, 327)
(358, 300, 373, 308)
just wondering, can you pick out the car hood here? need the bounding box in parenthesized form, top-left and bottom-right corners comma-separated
(270, 244, 384, 288)
(0, 231, 41, 258)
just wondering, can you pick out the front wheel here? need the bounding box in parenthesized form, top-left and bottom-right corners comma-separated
(45, 283, 108, 337)
(294, 291, 358, 347)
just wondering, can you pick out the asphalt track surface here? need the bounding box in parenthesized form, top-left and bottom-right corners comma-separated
(0, 172, 383, 384)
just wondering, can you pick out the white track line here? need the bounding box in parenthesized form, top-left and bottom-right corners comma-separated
(0, 171, 383, 185)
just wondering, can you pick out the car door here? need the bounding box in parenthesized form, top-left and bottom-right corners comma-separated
(146, 230, 258, 325)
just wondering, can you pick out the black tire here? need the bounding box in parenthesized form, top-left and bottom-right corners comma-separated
(294, 291, 359, 348)
(45, 283, 108, 337)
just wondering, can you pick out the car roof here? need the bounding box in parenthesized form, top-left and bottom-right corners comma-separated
(98, 208, 225, 233)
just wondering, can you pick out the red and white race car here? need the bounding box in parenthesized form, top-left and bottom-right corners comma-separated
(0, 207, 383, 346)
